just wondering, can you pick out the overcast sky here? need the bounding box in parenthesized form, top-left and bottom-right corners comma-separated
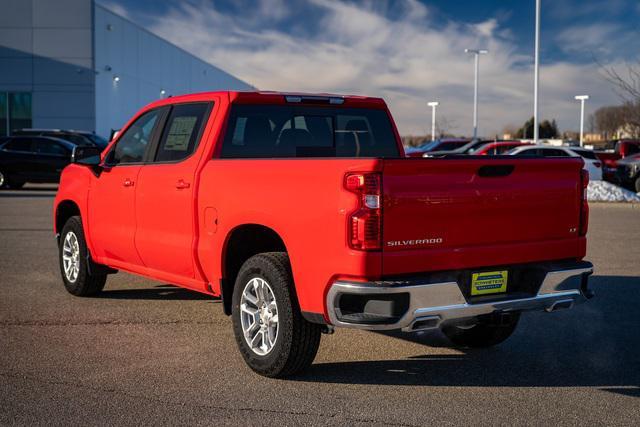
(101, 0, 640, 137)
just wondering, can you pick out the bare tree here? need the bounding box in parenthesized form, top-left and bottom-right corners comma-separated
(600, 59, 640, 136)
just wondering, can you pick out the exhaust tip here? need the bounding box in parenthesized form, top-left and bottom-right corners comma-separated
(546, 299, 574, 312)
(409, 316, 440, 331)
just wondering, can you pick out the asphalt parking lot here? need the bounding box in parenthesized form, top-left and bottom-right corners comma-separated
(1, 186, 639, 426)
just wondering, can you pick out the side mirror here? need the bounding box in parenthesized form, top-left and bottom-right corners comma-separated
(71, 145, 102, 166)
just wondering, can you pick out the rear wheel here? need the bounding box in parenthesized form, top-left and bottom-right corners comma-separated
(59, 216, 107, 296)
(442, 313, 520, 348)
(0, 170, 23, 189)
(6, 179, 25, 189)
(634, 176, 640, 193)
(231, 252, 321, 377)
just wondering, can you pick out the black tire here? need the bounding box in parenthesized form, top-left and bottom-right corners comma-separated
(6, 180, 25, 189)
(231, 252, 321, 378)
(442, 313, 520, 348)
(59, 216, 107, 296)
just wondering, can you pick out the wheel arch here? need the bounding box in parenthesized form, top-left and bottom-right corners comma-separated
(55, 199, 81, 239)
(220, 223, 288, 315)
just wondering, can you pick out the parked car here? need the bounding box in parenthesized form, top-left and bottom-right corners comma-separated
(508, 145, 603, 180)
(471, 141, 533, 155)
(405, 138, 470, 157)
(0, 136, 75, 188)
(422, 139, 493, 157)
(13, 129, 109, 150)
(595, 140, 640, 182)
(54, 91, 593, 378)
(615, 154, 640, 192)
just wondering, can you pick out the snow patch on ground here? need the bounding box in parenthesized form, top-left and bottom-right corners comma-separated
(587, 181, 640, 202)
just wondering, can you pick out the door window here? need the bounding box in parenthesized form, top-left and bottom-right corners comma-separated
(513, 148, 538, 157)
(2, 138, 33, 152)
(540, 149, 569, 157)
(154, 103, 210, 162)
(109, 109, 162, 165)
(34, 139, 70, 156)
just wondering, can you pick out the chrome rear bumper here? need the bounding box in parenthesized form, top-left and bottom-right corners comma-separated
(326, 262, 593, 331)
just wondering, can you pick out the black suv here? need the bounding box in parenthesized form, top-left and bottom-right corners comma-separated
(0, 136, 76, 188)
(616, 155, 640, 192)
(13, 129, 108, 150)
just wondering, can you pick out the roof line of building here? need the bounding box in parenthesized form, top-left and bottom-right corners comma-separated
(94, 1, 256, 90)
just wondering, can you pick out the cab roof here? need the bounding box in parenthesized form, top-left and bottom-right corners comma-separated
(145, 90, 388, 110)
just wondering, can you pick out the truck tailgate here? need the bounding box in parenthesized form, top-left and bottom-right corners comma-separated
(381, 157, 585, 275)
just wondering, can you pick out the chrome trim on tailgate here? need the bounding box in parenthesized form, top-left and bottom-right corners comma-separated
(326, 263, 593, 331)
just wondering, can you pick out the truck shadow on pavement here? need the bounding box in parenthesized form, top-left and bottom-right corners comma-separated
(297, 275, 640, 396)
(98, 284, 219, 302)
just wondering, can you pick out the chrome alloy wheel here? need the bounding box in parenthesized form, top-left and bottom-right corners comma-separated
(240, 277, 279, 356)
(0, 171, 4, 187)
(62, 231, 80, 283)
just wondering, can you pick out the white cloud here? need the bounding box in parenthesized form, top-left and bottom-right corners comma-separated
(134, 0, 620, 136)
(557, 22, 621, 54)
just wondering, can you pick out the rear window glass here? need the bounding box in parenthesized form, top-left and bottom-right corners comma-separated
(571, 149, 598, 160)
(221, 105, 399, 158)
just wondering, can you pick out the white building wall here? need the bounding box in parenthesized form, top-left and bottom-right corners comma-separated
(94, 4, 252, 137)
(0, 0, 95, 131)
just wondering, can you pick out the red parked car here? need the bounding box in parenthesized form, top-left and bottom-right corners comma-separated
(472, 140, 533, 155)
(595, 140, 640, 182)
(54, 91, 593, 377)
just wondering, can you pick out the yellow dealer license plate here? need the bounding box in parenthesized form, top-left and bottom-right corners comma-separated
(471, 271, 508, 296)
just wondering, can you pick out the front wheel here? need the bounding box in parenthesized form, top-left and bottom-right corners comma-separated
(634, 176, 640, 193)
(442, 313, 520, 348)
(59, 216, 107, 296)
(231, 252, 321, 378)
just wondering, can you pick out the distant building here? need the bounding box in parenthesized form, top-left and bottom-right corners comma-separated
(0, 0, 252, 138)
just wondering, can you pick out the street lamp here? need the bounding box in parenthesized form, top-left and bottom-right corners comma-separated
(533, 0, 541, 143)
(575, 95, 589, 147)
(428, 101, 439, 142)
(465, 48, 488, 140)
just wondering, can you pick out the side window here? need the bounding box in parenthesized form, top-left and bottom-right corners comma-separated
(154, 103, 210, 162)
(626, 144, 640, 156)
(34, 139, 70, 156)
(514, 148, 538, 157)
(109, 109, 162, 165)
(541, 149, 568, 157)
(496, 145, 515, 154)
(3, 138, 32, 152)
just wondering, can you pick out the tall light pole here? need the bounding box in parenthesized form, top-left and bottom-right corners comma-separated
(533, 0, 541, 143)
(465, 48, 488, 140)
(575, 95, 589, 147)
(428, 101, 439, 142)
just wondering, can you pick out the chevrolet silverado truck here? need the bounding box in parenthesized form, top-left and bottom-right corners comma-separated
(54, 91, 594, 377)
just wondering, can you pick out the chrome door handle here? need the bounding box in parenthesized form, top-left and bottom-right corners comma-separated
(123, 179, 134, 187)
(175, 179, 190, 189)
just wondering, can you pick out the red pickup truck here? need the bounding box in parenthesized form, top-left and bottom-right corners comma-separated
(596, 139, 640, 182)
(54, 91, 593, 377)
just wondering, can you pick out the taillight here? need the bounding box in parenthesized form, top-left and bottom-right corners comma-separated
(579, 169, 589, 236)
(345, 173, 381, 250)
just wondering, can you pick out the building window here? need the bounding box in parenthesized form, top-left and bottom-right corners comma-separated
(0, 92, 32, 136)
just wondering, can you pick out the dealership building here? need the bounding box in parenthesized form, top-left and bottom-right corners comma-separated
(0, 0, 252, 138)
